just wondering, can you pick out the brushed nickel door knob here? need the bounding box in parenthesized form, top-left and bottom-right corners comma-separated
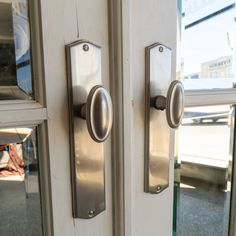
(153, 80, 185, 128)
(80, 85, 113, 142)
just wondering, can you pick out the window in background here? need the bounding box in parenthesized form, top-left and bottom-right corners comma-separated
(0, 0, 33, 100)
(0, 127, 43, 236)
(181, 0, 236, 89)
(174, 105, 234, 236)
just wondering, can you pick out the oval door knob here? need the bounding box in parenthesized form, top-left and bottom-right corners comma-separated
(154, 80, 185, 129)
(80, 85, 113, 142)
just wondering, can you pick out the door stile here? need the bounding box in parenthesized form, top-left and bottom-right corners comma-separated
(108, 0, 125, 236)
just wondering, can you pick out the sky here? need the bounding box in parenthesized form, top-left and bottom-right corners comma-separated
(182, 0, 236, 77)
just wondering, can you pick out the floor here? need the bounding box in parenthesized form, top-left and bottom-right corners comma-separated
(177, 117, 232, 236)
(0, 173, 42, 236)
(0, 157, 231, 236)
(176, 179, 231, 236)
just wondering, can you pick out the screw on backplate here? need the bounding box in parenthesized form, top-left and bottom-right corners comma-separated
(156, 186, 162, 193)
(88, 209, 95, 218)
(159, 46, 164, 52)
(83, 44, 89, 51)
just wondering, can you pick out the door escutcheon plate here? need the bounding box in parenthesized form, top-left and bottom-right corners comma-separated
(145, 43, 172, 194)
(66, 40, 105, 218)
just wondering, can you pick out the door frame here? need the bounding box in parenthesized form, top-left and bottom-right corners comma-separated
(108, 1, 125, 236)
(108, 1, 134, 236)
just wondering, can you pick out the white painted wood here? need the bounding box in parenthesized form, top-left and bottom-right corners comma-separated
(122, 1, 134, 236)
(1, 0, 236, 235)
(185, 89, 236, 107)
(0, 107, 46, 127)
(40, 0, 113, 235)
(0, 101, 43, 110)
(108, 1, 125, 235)
(121, 1, 177, 235)
(0, 0, 232, 235)
(36, 0, 236, 235)
(120, 1, 236, 236)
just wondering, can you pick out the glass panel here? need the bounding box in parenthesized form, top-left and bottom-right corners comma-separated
(181, 0, 236, 89)
(0, 0, 33, 100)
(173, 105, 234, 236)
(0, 127, 43, 236)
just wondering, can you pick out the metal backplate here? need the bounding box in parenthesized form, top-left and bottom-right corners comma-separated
(145, 43, 172, 194)
(66, 40, 105, 218)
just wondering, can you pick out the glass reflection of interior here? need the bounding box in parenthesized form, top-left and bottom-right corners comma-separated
(0, 0, 33, 100)
(173, 105, 234, 236)
(0, 127, 43, 236)
(181, 0, 236, 89)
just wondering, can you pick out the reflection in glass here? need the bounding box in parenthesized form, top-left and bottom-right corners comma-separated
(0, 0, 33, 100)
(174, 105, 234, 236)
(181, 0, 236, 89)
(0, 127, 43, 236)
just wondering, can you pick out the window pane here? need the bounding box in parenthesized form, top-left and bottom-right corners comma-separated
(0, 0, 33, 100)
(173, 105, 234, 236)
(0, 127, 43, 236)
(181, 0, 236, 89)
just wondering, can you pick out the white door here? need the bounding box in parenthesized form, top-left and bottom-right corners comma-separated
(40, 0, 178, 234)
(0, 0, 113, 236)
(119, 0, 236, 236)
(41, 0, 235, 236)
(120, 1, 180, 235)
(40, 0, 113, 236)
(1, 0, 236, 236)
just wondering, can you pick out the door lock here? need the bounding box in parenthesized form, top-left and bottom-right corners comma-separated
(79, 85, 113, 143)
(145, 43, 185, 194)
(152, 80, 184, 129)
(66, 40, 113, 218)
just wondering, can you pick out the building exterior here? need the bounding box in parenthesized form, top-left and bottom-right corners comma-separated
(201, 55, 233, 79)
(184, 56, 233, 80)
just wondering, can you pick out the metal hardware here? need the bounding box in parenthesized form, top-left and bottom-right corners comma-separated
(154, 80, 185, 129)
(145, 43, 174, 194)
(66, 40, 112, 218)
(156, 186, 162, 193)
(88, 209, 96, 218)
(79, 85, 113, 143)
(83, 44, 89, 51)
(159, 46, 164, 53)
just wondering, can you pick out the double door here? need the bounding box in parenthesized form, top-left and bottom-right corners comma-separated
(0, 0, 235, 236)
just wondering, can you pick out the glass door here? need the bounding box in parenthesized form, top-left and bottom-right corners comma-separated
(0, 1, 52, 235)
(173, 1, 236, 235)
